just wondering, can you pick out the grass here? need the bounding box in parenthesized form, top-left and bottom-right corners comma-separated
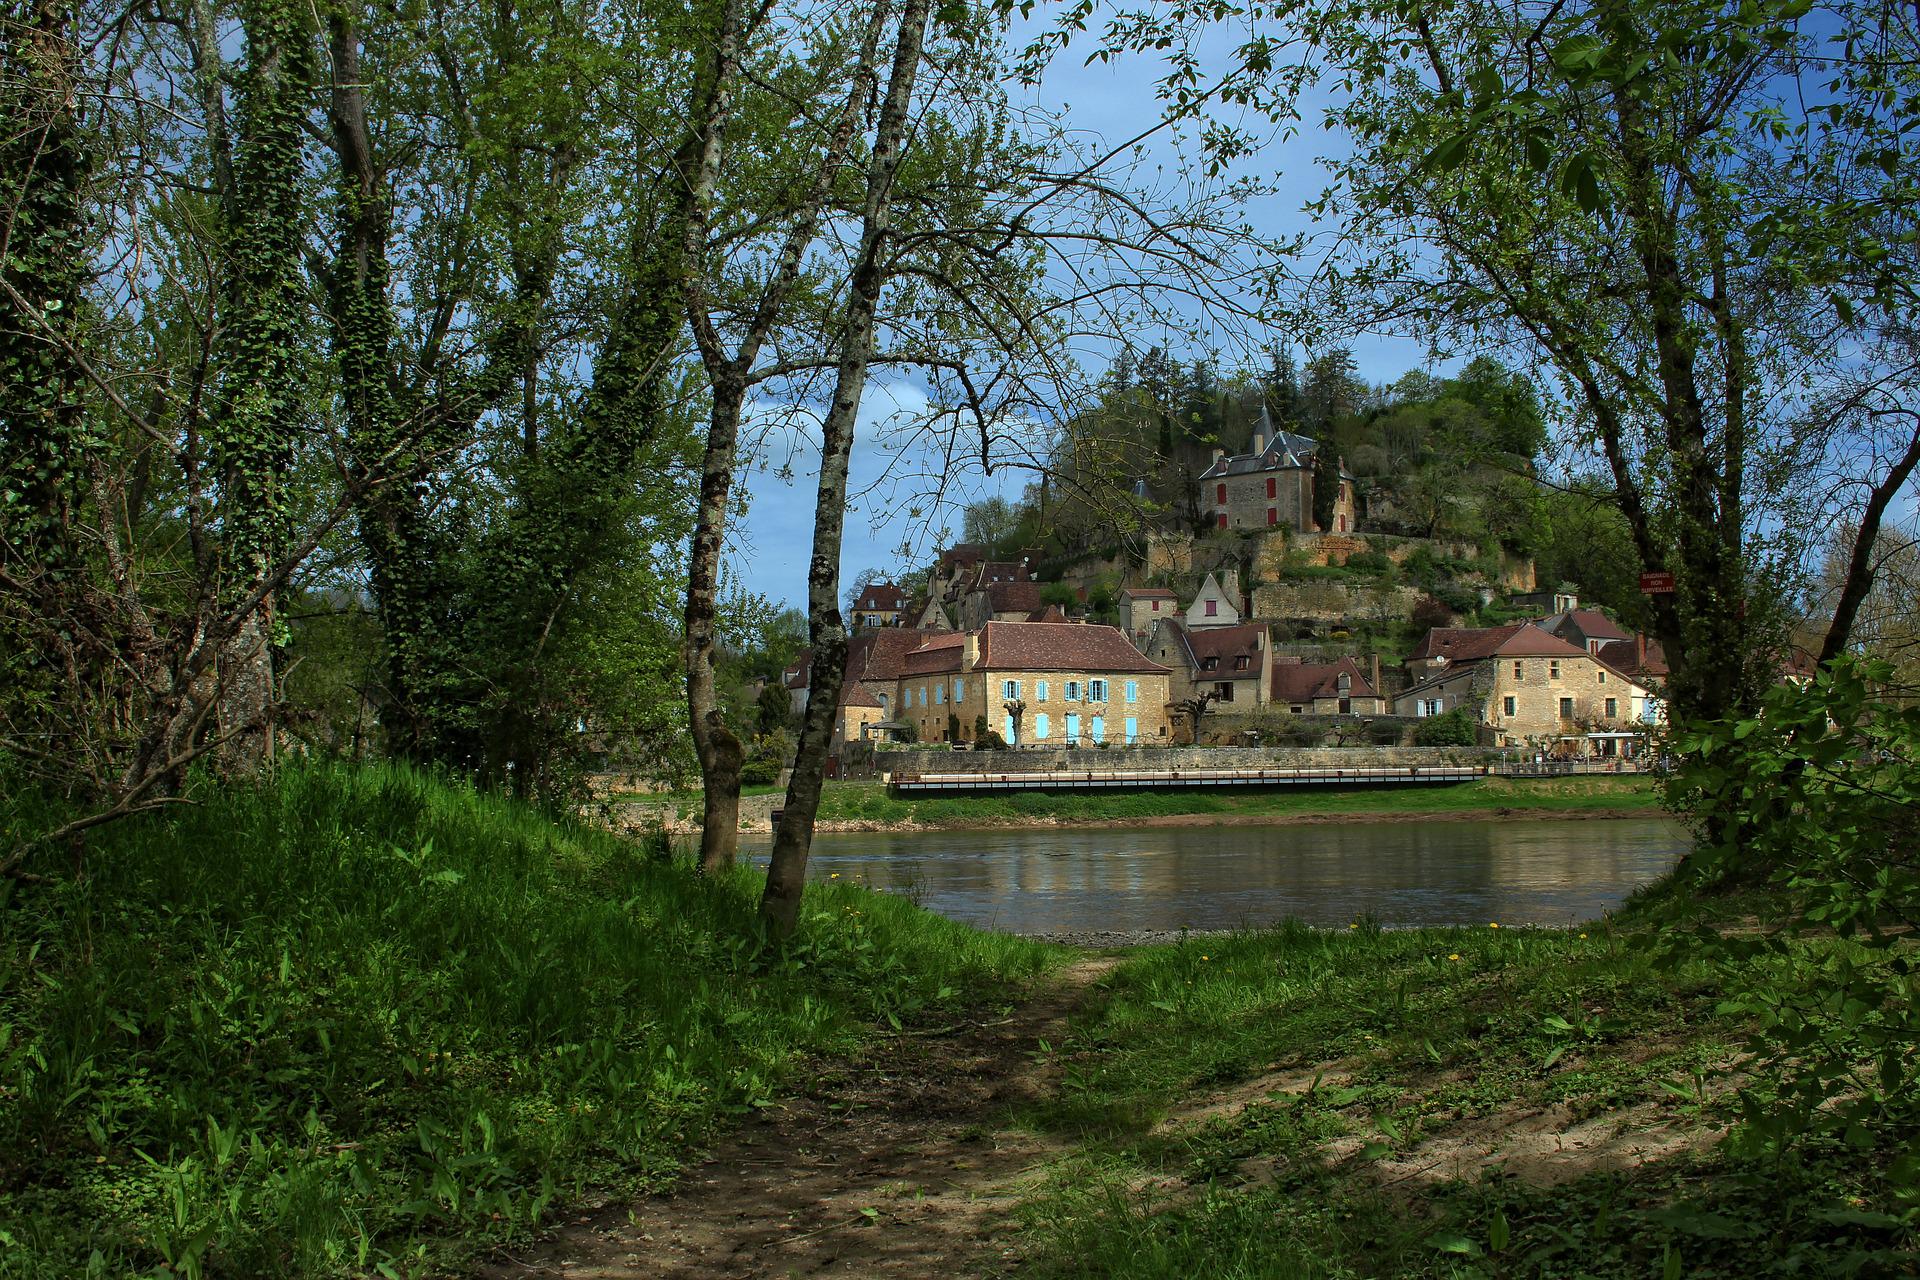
(1009, 902, 1917, 1278)
(0, 762, 1057, 1278)
(804, 774, 1661, 828)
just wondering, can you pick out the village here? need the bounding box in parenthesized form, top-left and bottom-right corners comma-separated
(782, 413, 1707, 772)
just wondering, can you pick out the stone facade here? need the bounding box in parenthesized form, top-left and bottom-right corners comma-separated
(1395, 625, 1659, 752)
(1119, 586, 1179, 644)
(1197, 418, 1358, 535)
(890, 621, 1174, 747)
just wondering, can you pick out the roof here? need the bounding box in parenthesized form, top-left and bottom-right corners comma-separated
(1121, 586, 1178, 600)
(838, 681, 882, 708)
(1272, 656, 1379, 704)
(1165, 621, 1266, 680)
(1535, 608, 1632, 644)
(783, 653, 810, 689)
(1026, 604, 1070, 623)
(937, 543, 986, 569)
(1594, 636, 1669, 679)
(1408, 622, 1590, 665)
(982, 580, 1044, 613)
(853, 582, 910, 612)
(901, 632, 967, 676)
(847, 628, 941, 682)
(977, 621, 1169, 674)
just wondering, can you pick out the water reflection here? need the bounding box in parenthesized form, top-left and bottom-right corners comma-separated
(745, 819, 1686, 933)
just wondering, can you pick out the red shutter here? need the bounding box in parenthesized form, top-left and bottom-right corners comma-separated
(1267, 507, 1277, 525)
(1215, 483, 1227, 504)
(1266, 477, 1276, 499)
(1216, 512, 1227, 529)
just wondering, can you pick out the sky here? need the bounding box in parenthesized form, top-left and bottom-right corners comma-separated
(726, 13, 1437, 610)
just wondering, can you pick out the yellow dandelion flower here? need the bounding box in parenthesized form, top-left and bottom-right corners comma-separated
(829, 872, 840, 879)
(1447, 953, 1461, 961)
(1489, 922, 1499, 929)
(1580, 933, 1589, 939)
(1200, 955, 1210, 961)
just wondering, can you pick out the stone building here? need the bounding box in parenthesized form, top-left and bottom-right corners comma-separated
(893, 621, 1172, 746)
(1196, 411, 1357, 534)
(1184, 570, 1243, 629)
(850, 581, 910, 630)
(955, 578, 1045, 630)
(1394, 623, 1658, 753)
(1145, 619, 1272, 707)
(1270, 656, 1388, 715)
(1118, 586, 1178, 645)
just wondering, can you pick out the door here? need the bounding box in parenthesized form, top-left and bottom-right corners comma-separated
(1090, 716, 1105, 744)
(1124, 717, 1137, 744)
(1065, 713, 1079, 743)
(1004, 714, 1017, 745)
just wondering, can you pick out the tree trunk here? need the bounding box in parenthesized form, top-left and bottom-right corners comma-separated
(762, 0, 935, 937)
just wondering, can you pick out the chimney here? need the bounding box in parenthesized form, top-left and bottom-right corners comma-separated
(1211, 447, 1225, 464)
(963, 631, 980, 672)
(1221, 568, 1241, 610)
(1635, 633, 1646, 672)
(1371, 653, 1382, 696)
(1251, 431, 1266, 454)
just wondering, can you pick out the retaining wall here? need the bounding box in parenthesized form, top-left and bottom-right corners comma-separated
(879, 744, 1505, 775)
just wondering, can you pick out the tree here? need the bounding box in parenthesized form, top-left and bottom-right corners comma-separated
(961, 496, 1021, 549)
(1001, 698, 1027, 745)
(1174, 691, 1219, 745)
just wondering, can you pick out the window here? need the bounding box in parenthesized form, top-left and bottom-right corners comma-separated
(953, 678, 964, 700)
(1235, 655, 1249, 670)
(1088, 679, 1107, 702)
(877, 693, 887, 708)
(1502, 695, 1517, 716)
(1549, 661, 1561, 680)
(1215, 682, 1234, 702)
(1205, 599, 1218, 617)
(1125, 681, 1137, 703)
(1151, 600, 1160, 611)
(1034, 712, 1050, 739)
(1202, 657, 1218, 671)
(1605, 697, 1618, 718)
(1513, 661, 1523, 681)
(1266, 477, 1277, 499)
(1559, 697, 1575, 719)
(934, 683, 944, 705)
(1036, 680, 1049, 701)
(1337, 515, 1346, 532)
(1065, 680, 1080, 700)
(1215, 483, 1227, 504)
(1597, 669, 1606, 684)
(1002, 679, 1020, 700)
(1216, 512, 1227, 529)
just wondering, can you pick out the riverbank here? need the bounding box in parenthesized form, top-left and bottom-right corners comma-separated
(616, 774, 1665, 835)
(493, 883, 1917, 1278)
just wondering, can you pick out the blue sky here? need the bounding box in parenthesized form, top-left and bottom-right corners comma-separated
(728, 21, 1435, 608)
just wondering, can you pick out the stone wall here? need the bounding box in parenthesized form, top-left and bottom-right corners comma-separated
(1249, 580, 1425, 626)
(880, 744, 1503, 774)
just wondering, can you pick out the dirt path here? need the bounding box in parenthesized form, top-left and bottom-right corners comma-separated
(477, 958, 1117, 1279)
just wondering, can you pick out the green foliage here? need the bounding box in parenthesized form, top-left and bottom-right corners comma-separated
(1413, 708, 1479, 747)
(0, 763, 1054, 1276)
(1667, 658, 1920, 1185)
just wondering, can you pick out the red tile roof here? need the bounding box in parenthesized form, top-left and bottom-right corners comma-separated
(848, 628, 939, 682)
(853, 582, 909, 612)
(1122, 586, 1178, 599)
(977, 621, 1168, 674)
(1272, 656, 1379, 703)
(984, 580, 1044, 613)
(1408, 623, 1587, 664)
(838, 680, 882, 708)
(901, 633, 967, 676)
(1594, 636, 1669, 680)
(1163, 621, 1266, 680)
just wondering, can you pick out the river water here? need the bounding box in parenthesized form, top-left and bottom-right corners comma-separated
(745, 818, 1686, 934)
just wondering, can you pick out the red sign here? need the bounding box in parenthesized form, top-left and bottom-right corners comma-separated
(1639, 571, 1676, 594)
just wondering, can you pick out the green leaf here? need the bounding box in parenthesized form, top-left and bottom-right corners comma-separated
(1427, 1230, 1483, 1256)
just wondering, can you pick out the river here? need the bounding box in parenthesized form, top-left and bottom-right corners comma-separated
(744, 817, 1687, 934)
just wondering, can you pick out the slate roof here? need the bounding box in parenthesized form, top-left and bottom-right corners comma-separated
(1197, 426, 1323, 480)
(1272, 656, 1379, 704)
(976, 621, 1168, 674)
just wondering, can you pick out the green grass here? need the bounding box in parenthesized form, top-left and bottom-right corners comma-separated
(806, 774, 1661, 828)
(0, 762, 1057, 1278)
(1010, 906, 1916, 1278)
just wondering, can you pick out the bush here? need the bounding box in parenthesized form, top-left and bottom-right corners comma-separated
(1343, 550, 1392, 575)
(1669, 658, 1920, 1176)
(1411, 595, 1454, 630)
(1362, 720, 1404, 745)
(1412, 708, 1479, 746)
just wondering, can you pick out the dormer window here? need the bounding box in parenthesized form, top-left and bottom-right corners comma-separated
(1202, 657, 1218, 671)
(1235, 656, 1249, 670)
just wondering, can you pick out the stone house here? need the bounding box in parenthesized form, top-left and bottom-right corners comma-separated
(1270, 656, 1388, 715)
(1145, 619, 1272, 708)
(1118, 586, 1178, 645)
(1185, 570, 1243, 629)
(1532, 607, 1632, 655)
(850, 581, 910, 630)
(835, 680, 887, 743)
(1196, 411, 1357, 534)
(893, 621, 1172, 747)
(1394, 623, 1657, 753)
(956, 578, 1045, 630)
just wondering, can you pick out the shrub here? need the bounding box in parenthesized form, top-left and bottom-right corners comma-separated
(1412, 708, 1478, 746)
(1411, 595, 1454, 630)
(1344, 550, 1392, 575)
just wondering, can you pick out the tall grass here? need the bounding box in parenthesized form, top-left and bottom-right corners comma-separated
(0, 762, 1054, 1278)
